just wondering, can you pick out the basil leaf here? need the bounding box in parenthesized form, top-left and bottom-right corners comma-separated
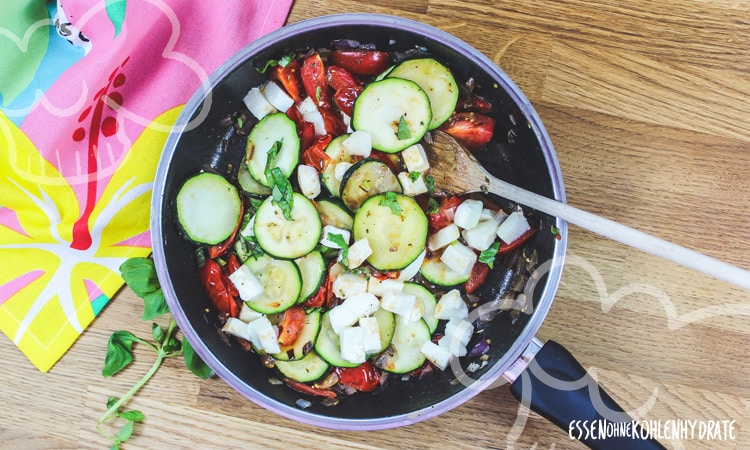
(115, 420, 134, 443)
(106, 396, 119, 410)
(141, 290, 170, 321)
(427, 197, 440, 214)
(118, 410, 145, 422)
(379, 191, 402, 215)
(478, 242, 501, 269)
(183, 338, 214, 380)
(396, 115, 411, 140)
(269, 167, 294, 221)
(327, 233, 350, 266)
(119, 258, 170, 320)
(424, 175, 435, 194)
(151, 323, 165, 344)
(103, 331, 145, 378)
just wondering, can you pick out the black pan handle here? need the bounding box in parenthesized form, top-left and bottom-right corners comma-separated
(508, 340, 666, 450)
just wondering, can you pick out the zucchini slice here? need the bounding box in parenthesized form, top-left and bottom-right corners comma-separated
(253, 192, 322, 259)
(315, 199, 354, 231)
(243, 254, 302, 314)
(246, 112, 300, 187)
(237, 158, 272, 196)
(351, 78, 432, 153)
(419, 252, 471, 286)
(340, 159, 402, 212)
(294, 250, 326, 303)
(275, 350, 330, 383)
(352, 193, 427, 271)
(387, 58, 459, 130)
(320, 134, 356, 198)
(402, 282, 438, 333)
(273, 309, 322, 361)
(373, 318, 431, 374)
(175, 172, 242, 245)
(372, 307, 396, 354)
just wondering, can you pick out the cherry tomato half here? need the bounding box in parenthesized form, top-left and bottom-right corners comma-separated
(439, 112, 496, 151)
(329, 50, 391, 76)
(335, 361, 380, 392)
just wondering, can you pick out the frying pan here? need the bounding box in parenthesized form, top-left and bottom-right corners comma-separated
(151, 13, 664, 449)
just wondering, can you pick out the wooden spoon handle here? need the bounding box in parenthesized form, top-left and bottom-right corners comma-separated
(483, 169, 750, 291)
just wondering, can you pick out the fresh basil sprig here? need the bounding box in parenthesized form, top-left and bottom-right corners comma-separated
(264, 141, 294, 221)
(98, 257, 213, 449)
(379, 191, 402, 215)
(396, 115, 411, 140)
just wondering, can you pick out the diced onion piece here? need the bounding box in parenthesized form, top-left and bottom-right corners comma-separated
(334, 162, 353, 181)
(239, 303, 263, 323)
(398, 249, 426, 281)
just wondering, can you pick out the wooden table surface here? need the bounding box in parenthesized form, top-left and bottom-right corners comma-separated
(2, 1, 749, 449)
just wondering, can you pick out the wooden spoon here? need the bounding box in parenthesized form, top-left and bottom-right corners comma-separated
(424, 130, 750, 291)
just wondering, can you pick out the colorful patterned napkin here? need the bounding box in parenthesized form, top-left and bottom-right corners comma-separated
(0, 0, 293, 372)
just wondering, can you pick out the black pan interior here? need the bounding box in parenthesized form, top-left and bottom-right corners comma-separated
(157, 19, 562, 422)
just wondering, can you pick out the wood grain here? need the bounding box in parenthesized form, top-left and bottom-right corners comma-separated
(2, 1, 749, 449)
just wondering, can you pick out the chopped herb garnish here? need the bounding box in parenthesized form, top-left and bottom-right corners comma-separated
(243, 235, 265, 259)
(408, 171, 421, 182)
(396, 115, 411, 140)
(424, 175, 435, 194)
(236, 117, 243, 129)
(327, 233, 350, 266)
(264, 142, 294, 221)
(380, 191, 402, 215)
(478, 242, 501, 269)
(551, 225, 562, 240)
(427, 197, 440, 214)
(256, 52, 295, 73)
(316, 86, 322, 103)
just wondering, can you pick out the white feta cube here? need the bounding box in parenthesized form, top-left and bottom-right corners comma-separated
(367, 277, 404, 297)
(428, 223, 460, 251)
(453, 199, 484, 230)
(243, 87, 276, 120)
(222, 317, 253, 341)
(339, 326, 366, 364)
(440, 241, 477, 276)
(342, 130, 372, 157)
(346, 238, 372, 269)
(297, 96, 318, 115)
(407, 298, 426, 323)
(421, 340, 453, 370)
(247, 316, 280, 354)
(462, 220, 499, 251)
(397, 172, 429, 196)
(239, 303, 263, 323)
(297, 97, 326, 136)
(438, 334, 468, 357)
(434, 289, 468, 321)
(496, 210, 531, 244)
(401, 143, 430, 173)
(331, 272, 367, 299)
(444, 319, 474, 348)
(296, 164, 321, 199)
(359, 316, 382, 354)
(479, 208, 496, 221)
(227, 264, 264, 301)
(397, 249, 426, 281)
(380, 292, 417, 318)
(320, 225, 351, 249)
(334, 162, 353, 181)
(328, 292, 379, 334)
(260, 80, 294, 112)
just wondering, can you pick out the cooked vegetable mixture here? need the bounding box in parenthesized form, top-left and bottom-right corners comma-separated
(175, 39, 538, 402)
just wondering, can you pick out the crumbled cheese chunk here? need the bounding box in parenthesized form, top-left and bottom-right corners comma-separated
(339, 326, 366, 364)
(397, 172, 429, 196)
(401, 143, 430, 173)
(359, 316, 382, 354)
(329, 292, 380, 334)
(320, 225, 351, 249)
(331, 272, 368, 299)
(453, 199, 484, 230)
(439, 319, 474, 357)
(462, 220, 499, 251)
(367, 277, 404, 297)
(380, 292, 417, 318)
(346, 238, 372, 269)
(342, 130, 372, 157)
(243, 87, 276, 120)
(434, 289, 468, 321)
(239, 303, 263, 323)
(227, 264, 264, 301)
(428, 223, 460, 251)
(421, 340, 453, 370)
(440, 241, 477, 276)
(397, 249, 426, 281)
(496, 210, 531, 244)
(260, 80, 294, 112)
(247, 316, 280, 354)
(222, 317, 253, 341)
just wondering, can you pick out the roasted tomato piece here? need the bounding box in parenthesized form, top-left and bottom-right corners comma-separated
(427, 195, 463, 231)
(198, 258, 239, 318)
(302, 134, 332, 172)
(329, 50, 391, 76)
(301, 52, 332, 109)
(498, 227, 536, 254)
(283, 378, 337, 398)
(269, 57, 304, 103)
(320, 108, 347, 136)
(335, 362, 380, 392)
(333, 86, 362, 116)
(465, 261, 490, 294)
(277, 306, 306, 346)
(439, 112, 496, 151)
(326, 65, 359, 91)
